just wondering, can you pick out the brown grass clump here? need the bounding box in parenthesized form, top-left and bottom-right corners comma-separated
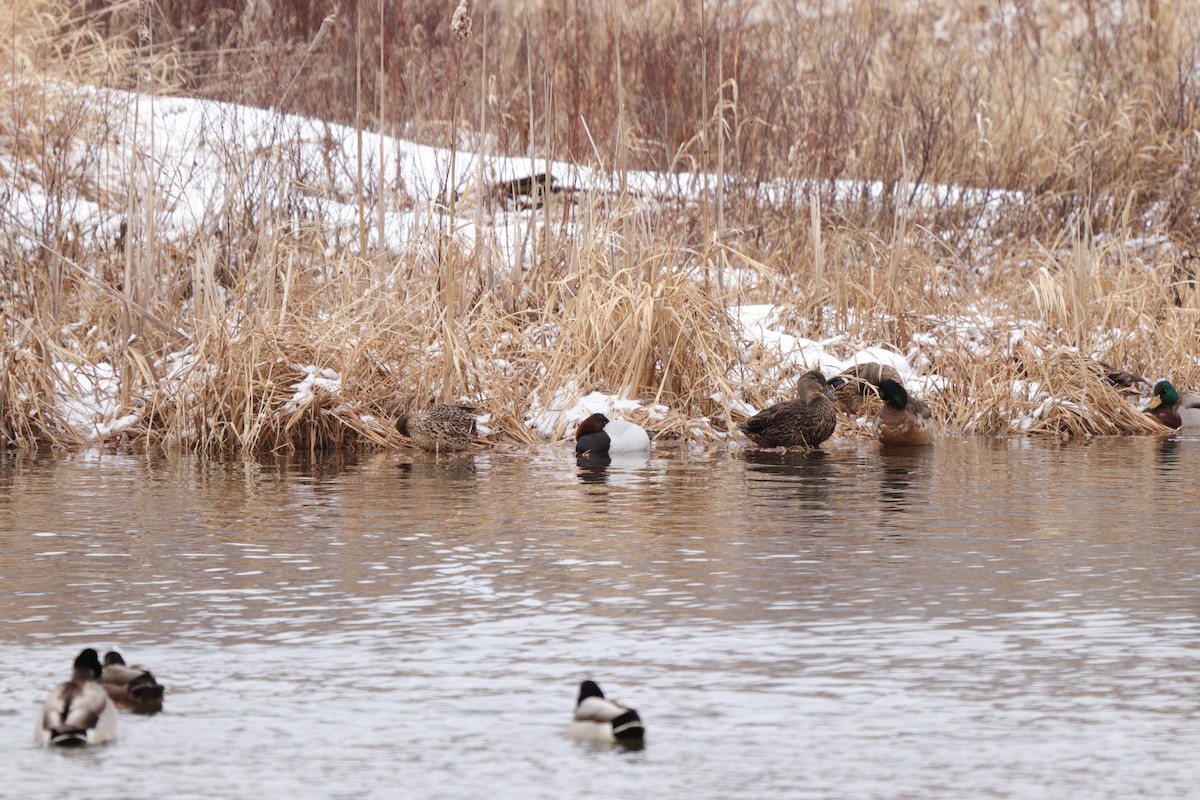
(3, 0, 1200, 452)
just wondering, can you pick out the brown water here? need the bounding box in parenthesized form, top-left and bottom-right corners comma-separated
(1, 437, 1197, 799)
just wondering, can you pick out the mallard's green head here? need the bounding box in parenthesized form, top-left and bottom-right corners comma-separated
(878, 378, 909, 410)
(1150, 380, 1179, 409)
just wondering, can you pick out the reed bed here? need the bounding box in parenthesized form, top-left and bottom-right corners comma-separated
(2, 0, 1199, 452)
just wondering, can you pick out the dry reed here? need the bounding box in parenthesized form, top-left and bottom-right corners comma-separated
(2, 0, 1199, 452)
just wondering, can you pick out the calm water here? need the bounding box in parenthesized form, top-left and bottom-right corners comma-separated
(1, 437, 1197, 799)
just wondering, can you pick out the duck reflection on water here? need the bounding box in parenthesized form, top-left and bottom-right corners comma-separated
(877, 447, 934, 513)
(575, 451, 652, 486)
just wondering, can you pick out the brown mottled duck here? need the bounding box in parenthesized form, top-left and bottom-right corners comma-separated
(396, 404, 477, 451)
(829, 362, 903, 417)
(739, 370, 838, 449)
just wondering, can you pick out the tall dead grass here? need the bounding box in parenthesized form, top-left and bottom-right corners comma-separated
(2, 0, 1199, 451)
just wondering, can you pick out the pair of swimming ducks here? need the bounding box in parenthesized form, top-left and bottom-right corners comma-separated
(395, 370, 1200, 453)
(35, 649, 164, 746)
(37, 649, 640, 750)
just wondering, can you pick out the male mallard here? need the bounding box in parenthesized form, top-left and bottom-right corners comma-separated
(575, 413, 651, 455)
(35, 648, 118, 746)
(875, 378, 935, 446)
(740, 370, 838, 449)
(396, 403, 477, 451)
(565, 680, 645, 745)
(1146, 380, 1200, 429)
(829, 362, 902, 416)
(100, 651, 164, 713)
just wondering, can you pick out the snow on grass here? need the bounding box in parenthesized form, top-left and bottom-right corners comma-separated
(15, 83, 1159, 444)
(283, 365, 343, 415)
(53, 361, 139, 440)
(525, 385, 669, 443)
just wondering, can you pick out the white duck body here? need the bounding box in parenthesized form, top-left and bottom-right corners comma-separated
(574, 414, 651, 455)
(35, 649, 118, 746)
(565, 680, 645, 745)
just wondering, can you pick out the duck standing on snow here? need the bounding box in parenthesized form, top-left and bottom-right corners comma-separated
(875, 378, 936, 446)
(35, 648, 118, 746)
(739, 370, 839, 449)
(566, 680, 646, 745)
(1146, 380, 1200, 429)
(574, 413, 651, 455)
(396, 403, 477, 451)
(100, 650, 164, 713)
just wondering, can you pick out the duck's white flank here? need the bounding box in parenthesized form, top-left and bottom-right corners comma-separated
(566, 680, 645, 744)
(600, 419, 651, 453)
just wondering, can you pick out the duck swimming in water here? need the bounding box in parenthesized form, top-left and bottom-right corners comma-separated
(100, 650, 164, 713)
(574, 413, 651, 455)
(875, 378, 936, 446)
(739, 370, 838, 449)
(396, 403, 477, 451)
(1146, 380, 1200, 429)
(35, 648, 117, 747)
(565, 680, 645, 745)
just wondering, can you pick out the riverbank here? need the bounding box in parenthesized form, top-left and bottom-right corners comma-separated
(1, 2, 1193, 452)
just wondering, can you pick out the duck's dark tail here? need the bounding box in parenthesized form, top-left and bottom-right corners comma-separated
(48, 728, 89, 747)
(130, 676, 164, 703)
(611, 709, 645, 742)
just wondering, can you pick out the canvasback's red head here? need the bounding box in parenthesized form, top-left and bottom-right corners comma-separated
(575, 413, 609, 439)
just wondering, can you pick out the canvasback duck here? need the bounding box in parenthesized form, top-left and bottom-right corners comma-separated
(574, 413, 651, 455)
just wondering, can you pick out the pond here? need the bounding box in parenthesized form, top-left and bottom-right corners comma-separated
(1, 436, 1197, 799)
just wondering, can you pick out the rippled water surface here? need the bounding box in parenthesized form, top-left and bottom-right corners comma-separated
(1, 436, 1197, 799)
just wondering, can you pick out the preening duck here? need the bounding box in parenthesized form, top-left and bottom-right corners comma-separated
(574, 413, 651, 455)
(35, 648, 118, 747)
(875, 378, 936, 446)
(396, 403, 477, 451)
(100, 650, 164, 713)
(829, 362, 902, 417)
(1147, 380, 1200, 429)
(739, 370, 838, 449)
(565, 680, 645, 745)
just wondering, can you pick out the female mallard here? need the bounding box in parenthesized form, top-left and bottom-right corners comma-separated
(100, 650, 164, 713)
(575, 413, 651, 455)
(1146, 380, 1200, 429)
(829, 362, 902, 417)
(396, 403, 477, 451)
(35, 648, 118, 746)
(875, 378, 935, 446)
(566, 680, 645, 745)
(739, 370, 838, 449)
